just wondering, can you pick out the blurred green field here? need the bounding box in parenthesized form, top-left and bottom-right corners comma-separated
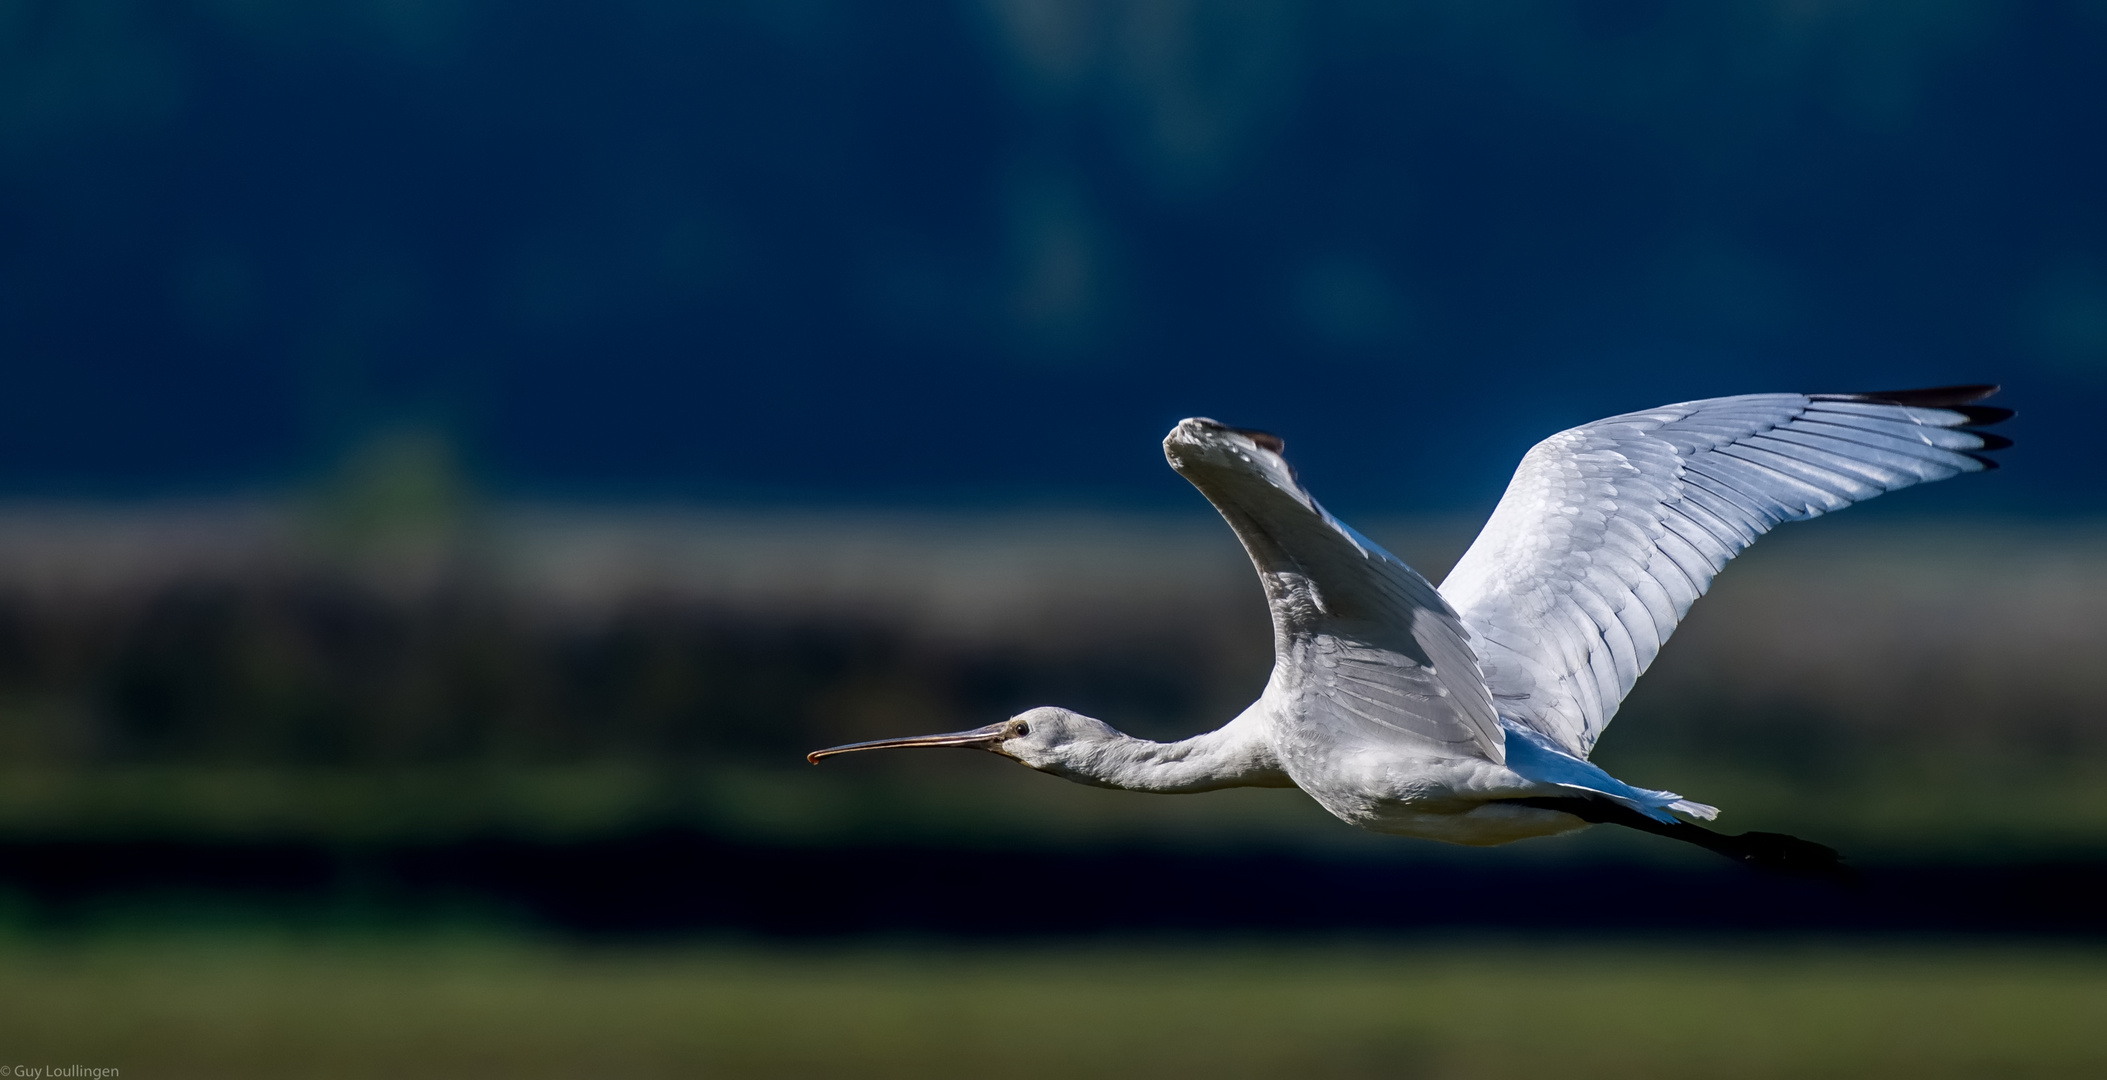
(1, 932, 2102, 1079)
(6, 756, 2107, 862)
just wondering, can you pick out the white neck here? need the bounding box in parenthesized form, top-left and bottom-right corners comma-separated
(1049, 711, 1290, 793)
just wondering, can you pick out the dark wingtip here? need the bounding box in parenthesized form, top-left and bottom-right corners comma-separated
(1951, 405, 2015, 427)
(1231, 426, 1285, 454)
(1811, 383, 2001, 408)
(1809, 386, 2014, 459)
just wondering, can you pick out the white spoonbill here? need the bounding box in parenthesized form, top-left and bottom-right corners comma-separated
(811, 387, 2012, 876)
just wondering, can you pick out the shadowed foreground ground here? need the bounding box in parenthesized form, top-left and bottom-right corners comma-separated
(1, 933, 2103, 1079)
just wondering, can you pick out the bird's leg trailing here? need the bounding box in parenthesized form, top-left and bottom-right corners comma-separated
(1500, 796, 1857, 883)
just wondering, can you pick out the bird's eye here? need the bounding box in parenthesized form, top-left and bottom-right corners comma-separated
(1014, 722, 1031, 736)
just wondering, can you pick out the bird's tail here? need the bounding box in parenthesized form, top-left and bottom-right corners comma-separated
(1500, 722, 1717, 823)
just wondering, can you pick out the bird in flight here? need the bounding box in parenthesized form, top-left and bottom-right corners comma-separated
(810, 387, 2011, 877)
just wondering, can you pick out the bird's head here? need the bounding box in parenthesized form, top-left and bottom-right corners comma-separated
(806, 705, 1118, 777)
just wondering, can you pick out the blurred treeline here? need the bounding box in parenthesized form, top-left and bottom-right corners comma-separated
(0, 506, 1264, 770)
(0, 464, 2102, 860)
(0, 439, 1271, 770)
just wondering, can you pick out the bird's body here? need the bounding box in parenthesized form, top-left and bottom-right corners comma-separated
(813, 387, 2012, 873)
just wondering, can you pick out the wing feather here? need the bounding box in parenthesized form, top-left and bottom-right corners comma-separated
(1166, 421, 1507, 762)
(1645, 530, 1708, 612)
(1745, 433, 1918, 486)
(1439, 387, 2009, 757)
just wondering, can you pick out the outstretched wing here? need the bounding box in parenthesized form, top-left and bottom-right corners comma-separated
(1439, 386, 2012, 758)
(1165, 418, 1505, 763)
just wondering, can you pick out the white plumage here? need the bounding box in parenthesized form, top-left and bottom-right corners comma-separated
(1444, 390, 2008, 759)
(812, 386, 2011, 874)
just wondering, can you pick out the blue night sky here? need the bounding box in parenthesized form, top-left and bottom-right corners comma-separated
(1, 1, 2101, 514)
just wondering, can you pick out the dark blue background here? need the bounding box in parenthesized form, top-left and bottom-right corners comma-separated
(2, 0, 2099, 512)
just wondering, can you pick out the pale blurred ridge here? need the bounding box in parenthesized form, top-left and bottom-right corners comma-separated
(0, 503, 2100, 854)
(0, 503, 2097, 739)
(1641, 525, 2107, 748)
